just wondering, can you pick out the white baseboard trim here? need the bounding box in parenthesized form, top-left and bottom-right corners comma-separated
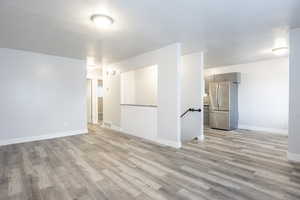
(288, 152, 300, 162)
(101, 121, 122, 132)
(119, 130, 182, 149)
(101, 122, 181, 149)
(155, 138, 182, 148)
(0, 129, 88, 147)
(238, 124, 288, 135)
(197, 134, 205, 141)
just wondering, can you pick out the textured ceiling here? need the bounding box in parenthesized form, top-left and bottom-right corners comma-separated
(0, 0, 299, 67)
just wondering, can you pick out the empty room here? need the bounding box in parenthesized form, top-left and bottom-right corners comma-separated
(1, 1, 300, 200)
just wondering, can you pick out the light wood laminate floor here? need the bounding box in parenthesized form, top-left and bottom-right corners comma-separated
(0, 125, 300, 200)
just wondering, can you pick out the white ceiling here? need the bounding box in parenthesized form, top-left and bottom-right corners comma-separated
(0, 0, 299, 67)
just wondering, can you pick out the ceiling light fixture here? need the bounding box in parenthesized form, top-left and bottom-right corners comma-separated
(272, 47, 289, 56)
(272, 37, 289, 56)
(91, 14, 114, 28)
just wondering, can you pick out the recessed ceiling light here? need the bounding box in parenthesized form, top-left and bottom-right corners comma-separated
(91, 14, 114, 28)
(272, 47, 289, 56)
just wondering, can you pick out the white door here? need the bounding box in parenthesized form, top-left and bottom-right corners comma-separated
(86, 79, 92, 123)
(181, 53, 204, 141)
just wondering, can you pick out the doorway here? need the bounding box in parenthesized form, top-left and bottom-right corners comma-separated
(98, 80, 103, 123)
(86, 79, 92, 124)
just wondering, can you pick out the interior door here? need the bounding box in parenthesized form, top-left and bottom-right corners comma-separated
(218, 81, 230, 111)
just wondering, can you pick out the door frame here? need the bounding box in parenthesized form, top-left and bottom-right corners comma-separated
(86, 79, 93, 124)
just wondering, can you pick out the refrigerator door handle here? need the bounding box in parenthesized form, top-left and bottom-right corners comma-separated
(216, 83, 219, 109)
(218, 83, 222, 109)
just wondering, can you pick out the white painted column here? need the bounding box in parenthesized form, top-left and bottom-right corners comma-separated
(288, 28, 300, 161)
(181, 53, 204, 141)
(156, 44, 182, 147)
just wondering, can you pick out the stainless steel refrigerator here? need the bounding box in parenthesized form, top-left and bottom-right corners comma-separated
(208, 73, 240, 130)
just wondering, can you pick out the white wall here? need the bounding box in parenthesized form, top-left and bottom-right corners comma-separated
(121, 70, 136, 104)
(135, 65, 158, 105)
(87, 68, 102, 80)
(121, 106, 157, 141)
(121, 65, 157, 106)
(205, 58, 289, 134)
(181, 53, 204, 141)
(0, 48, 87, 145)
(288, 28, 300, 161)
(97, 84, 103, 98)
(103, 69, 121, 127)
(103, 43, 181, 148)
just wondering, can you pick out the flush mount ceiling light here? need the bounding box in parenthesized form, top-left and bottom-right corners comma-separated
(272, 37, 289, 56)
(90, 14, 114, 28)
(272, 47, 289, 56)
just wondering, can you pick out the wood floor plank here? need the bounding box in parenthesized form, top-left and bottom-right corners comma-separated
(0, 125, 299, 200)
